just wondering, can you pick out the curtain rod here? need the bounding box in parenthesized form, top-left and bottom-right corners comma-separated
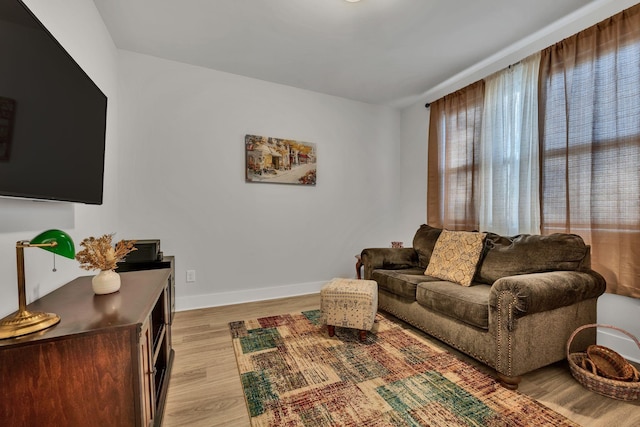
(423, 58, 526, 109)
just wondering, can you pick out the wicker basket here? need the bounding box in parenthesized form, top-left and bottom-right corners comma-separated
(567, 324, 640, 401)
(586, 344, 637, 381)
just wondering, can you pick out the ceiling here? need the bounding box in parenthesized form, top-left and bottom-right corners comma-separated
(93, 0, 596, 107)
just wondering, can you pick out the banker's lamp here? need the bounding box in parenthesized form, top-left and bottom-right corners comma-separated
(0, 229, 75, 339)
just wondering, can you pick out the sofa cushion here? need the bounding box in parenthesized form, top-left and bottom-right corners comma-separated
(476, 233, 589, 284)
(416, 281, 491, 329)
(412, 224, 443, 268)
(371, 268, 437, 300)
(425, 230, 486, 286)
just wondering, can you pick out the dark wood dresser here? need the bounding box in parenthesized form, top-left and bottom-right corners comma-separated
(0, 268, 174, 427)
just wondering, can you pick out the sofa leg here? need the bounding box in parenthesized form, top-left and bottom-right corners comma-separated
(327, 325, 335, 337)
(496, 373, 521, 390)
(359, 330, 367, 341)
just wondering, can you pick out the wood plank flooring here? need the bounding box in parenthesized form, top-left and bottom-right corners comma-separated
(162, 293, 639, 427)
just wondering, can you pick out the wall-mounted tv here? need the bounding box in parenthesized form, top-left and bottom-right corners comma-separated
(0, 0, 107, 205)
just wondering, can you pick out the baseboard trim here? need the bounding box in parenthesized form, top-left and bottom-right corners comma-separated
(597, 329, 640, 364)
(175, 280, 326, 312)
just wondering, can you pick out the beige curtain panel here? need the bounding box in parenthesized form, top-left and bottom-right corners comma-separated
(427, 80, 484, 232)
(539, 5, 640, 298)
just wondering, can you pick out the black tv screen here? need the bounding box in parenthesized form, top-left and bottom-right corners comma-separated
(0, 0, 107, 205)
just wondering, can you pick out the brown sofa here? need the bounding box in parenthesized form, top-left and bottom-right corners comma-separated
(361, 224, 606, 389)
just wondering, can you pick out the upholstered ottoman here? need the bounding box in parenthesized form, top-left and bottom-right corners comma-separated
(320, 278, 378, 341)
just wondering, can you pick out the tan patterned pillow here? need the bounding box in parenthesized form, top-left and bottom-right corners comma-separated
(424, 230, 486, 286)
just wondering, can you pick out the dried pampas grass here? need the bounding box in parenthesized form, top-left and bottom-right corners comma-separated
(75, 234, 136, 271)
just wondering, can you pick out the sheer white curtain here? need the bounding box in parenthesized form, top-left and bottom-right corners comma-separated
(478, 53, 541, 235)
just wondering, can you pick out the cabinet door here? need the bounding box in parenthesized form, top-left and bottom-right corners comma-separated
(139, 317, 156, 426)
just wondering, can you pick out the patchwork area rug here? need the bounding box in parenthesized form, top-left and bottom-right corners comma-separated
(229, 310, 578, 426)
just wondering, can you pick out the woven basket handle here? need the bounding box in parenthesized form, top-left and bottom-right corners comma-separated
(566, 323, 640, 358)
(580, 357, 599, 375)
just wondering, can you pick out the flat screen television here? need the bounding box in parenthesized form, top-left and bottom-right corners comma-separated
(0, 0, 107, 205)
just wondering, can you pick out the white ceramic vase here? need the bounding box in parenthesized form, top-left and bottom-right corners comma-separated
(92, 270, 121, 295)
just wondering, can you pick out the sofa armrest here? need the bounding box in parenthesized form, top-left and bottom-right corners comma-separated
(489, 269, 606, 321)
(360, 248, 418, 280)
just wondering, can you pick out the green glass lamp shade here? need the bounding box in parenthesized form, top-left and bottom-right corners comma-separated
(29, 229, 75, 259)
(0, 229, 74, 339)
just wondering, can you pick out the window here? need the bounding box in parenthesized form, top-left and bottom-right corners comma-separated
(428, 4, 640, 297)
(539, 15, 640, 297)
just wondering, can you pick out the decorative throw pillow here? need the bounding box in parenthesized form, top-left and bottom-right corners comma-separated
(424, 230, 486, 286)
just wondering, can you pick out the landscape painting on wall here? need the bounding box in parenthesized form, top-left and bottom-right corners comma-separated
(245, 134, 317, 185)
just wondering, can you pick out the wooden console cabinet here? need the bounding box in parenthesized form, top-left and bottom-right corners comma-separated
(117, 255, 175, 324)
(0, 268, 174, 427)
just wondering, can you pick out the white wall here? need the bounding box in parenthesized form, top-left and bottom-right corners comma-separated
(397, 102, 430, 246)
(596, 295, 640, 363)
(0, 0, 120, 318)
(0, 0, 402, 318)
(399, 0, 640, 362)
(116, 51, 402, 310)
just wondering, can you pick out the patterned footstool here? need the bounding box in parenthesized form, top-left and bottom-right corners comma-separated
(320, 278, 378, 341)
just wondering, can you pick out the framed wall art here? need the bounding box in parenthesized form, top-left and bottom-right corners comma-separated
(245, 134, 316, 185)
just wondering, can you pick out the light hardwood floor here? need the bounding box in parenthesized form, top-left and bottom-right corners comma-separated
(162, 293, 639, 427)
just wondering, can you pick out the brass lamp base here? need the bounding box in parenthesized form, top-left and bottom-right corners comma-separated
(0, 309, 60, 339)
